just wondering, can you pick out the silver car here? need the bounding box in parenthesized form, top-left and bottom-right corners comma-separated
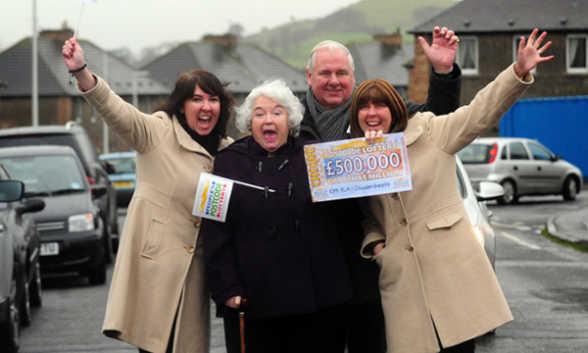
(457, 137, 583, 205)
(456, 157, 503, 268)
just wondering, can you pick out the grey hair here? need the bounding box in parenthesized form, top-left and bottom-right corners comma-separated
(306, 40, 355, 72)
(235, 79, 305, 136)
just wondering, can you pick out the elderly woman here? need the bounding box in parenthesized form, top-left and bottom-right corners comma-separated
(350, 29, 553, 353)
(201, 80, 351, 353)
(62, 38, 233, 353)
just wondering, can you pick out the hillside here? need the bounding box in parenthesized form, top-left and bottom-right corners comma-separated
(245, 0, 459, 69)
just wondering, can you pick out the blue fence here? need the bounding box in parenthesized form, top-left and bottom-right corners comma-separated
(500, 95, 588, 179)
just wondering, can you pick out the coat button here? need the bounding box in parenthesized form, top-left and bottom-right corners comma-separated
(204, 165, 212, 173)
(391, 193, 399, 200)
(194, 220, 201, 228)
(186, 246, 195, 254)
(406, 245, 414, 252)
(399, 218, 407, 226)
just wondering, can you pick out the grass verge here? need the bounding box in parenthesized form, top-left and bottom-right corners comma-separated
(541, 227, 588, 253)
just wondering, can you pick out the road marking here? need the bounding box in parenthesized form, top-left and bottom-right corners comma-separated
(499, 231, 541, 250)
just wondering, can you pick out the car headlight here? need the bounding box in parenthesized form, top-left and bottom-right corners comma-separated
(68, 213, 95, 232)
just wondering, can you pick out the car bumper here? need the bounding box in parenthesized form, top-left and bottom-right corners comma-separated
(39, 230, 104, 274)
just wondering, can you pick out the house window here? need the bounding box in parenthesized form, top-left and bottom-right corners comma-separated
(457, 36, 478, 75)
(567, 35, 587, 73)
(513, 35, 536, 74)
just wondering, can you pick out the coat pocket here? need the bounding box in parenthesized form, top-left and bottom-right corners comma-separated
(140, 216, 168, 259)
(425, 210, 463, 230)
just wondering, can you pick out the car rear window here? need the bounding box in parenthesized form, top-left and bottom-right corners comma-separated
(457, 143, 494, 164)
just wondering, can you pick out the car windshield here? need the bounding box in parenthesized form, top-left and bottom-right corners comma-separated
(106, 157, 136, 174)
(457, 143, 493, 163)
(0, 155, 86, 194)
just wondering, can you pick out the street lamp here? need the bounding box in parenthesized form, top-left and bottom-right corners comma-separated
(32, 0, 39, 126)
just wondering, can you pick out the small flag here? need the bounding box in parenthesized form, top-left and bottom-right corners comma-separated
(193, 173, 234, 222)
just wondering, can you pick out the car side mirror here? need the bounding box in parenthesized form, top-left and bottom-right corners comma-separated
(17, 198, 45, 216)
(102, 160, 115, 174)
(0, 180, 24, 202)
(92, 185, 108, 199)
(550, 154, 561, 162)
(475, 181, 504, 201)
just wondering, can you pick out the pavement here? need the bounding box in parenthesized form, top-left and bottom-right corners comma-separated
(547, 205, 588, 245)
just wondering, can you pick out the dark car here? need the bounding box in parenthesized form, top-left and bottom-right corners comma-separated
(0, 122, 118, 261)
(0, 172, 45, 353)
(0, 145, 108, 286)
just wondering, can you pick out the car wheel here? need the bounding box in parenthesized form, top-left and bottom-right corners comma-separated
(562, 176, 578, 201)
(88, 261, 107, 285)
(19, 279, 31, 327)
(0, 281, 20, 353)
(498, 180, 518, 205)
(30, 262, 43, 308)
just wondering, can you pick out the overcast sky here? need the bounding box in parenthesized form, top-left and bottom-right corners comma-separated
(1, 0, 359, 54)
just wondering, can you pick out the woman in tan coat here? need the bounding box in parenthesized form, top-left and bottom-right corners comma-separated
(349, 29, 553, 353)
(62, 38, 233, 353)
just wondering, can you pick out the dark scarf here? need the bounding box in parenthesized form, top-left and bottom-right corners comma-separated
(177, 114, 220, 156)
(305, 87, 352, 141)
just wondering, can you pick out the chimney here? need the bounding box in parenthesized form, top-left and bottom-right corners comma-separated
(202, 33, 238, 48)
(40, 21, 74, 41)
(374, 29, 403, 58)
(373, 29, 403, 47)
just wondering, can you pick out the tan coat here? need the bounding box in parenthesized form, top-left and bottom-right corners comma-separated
(361, 65, 531, 353)
(83, 76, 232, 353)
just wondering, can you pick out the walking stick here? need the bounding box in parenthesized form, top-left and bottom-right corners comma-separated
(239, 298, 248, 353)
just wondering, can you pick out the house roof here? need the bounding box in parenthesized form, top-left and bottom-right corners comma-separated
(348, 42, 413, 86)
(0, 37, 168, 97)
(410, 0, 588, 34)
(141, 41, 306, 94)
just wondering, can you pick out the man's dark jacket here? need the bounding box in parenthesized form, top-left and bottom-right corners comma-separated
(299, 65, 462, 303)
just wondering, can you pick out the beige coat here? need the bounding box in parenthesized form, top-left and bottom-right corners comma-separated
(83, 76, 232, 353)
(361, 65, 531, 353)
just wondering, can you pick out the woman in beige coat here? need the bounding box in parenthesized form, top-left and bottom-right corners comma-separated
(349, 29, 553, 353)
(62, 38, 233, 353)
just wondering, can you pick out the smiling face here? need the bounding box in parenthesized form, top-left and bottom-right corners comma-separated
(357, 101, 392, 134)
(181, 85, 220, 136)
(306, 47, 355, 109)
(251, 96, 290, 153)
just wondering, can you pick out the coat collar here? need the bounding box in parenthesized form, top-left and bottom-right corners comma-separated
(171, 115, 213, 158)
(404, 121, 424, 147)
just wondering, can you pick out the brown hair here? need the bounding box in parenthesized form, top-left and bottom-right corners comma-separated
(349, 79, 408, 138)
(156, 69, 234, 139)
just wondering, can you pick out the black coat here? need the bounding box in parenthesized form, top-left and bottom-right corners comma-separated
(299, 64, 462, 303)
(201, 136, 352, 318)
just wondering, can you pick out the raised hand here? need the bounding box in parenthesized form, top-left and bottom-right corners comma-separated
(62, 38, 86, 72)
(513, 29, 554, 78)
(62, 37, 95, 91)
(418, 26, 459, 74)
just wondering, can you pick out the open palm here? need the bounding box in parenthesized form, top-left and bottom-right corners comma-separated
(514, 29, 554, 77)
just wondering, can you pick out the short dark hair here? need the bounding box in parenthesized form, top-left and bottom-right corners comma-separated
(349, 79, 408, 138)
(156, 70, 234, 139)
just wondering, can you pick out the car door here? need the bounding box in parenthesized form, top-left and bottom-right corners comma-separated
(526, 140, 562, 193)
(502, 141, 537, 194)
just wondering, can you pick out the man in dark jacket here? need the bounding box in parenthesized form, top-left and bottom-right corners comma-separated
(299, 26, 462, 353)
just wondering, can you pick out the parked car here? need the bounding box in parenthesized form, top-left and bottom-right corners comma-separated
(99, 151, 136, 208)
(457, 137, 583, 204)
(0, 172, 45, 353)
(0, 122, 118, 261)
(456, 157, 504, 268)
(0, 145, 108, 286)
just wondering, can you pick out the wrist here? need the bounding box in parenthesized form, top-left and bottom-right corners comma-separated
(433, 64, 453, 74)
